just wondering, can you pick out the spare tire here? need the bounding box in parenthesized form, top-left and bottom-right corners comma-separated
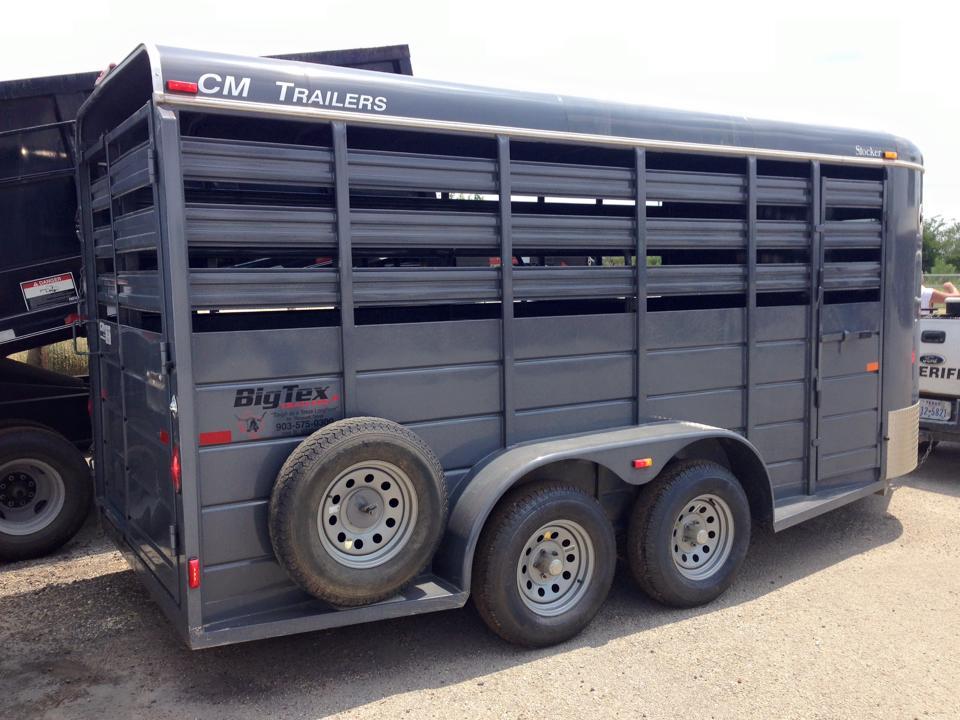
(269, 417, 447, 606)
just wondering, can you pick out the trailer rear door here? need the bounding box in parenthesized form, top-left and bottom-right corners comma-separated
(85, 105, 180, 601)
(812, 174, 885, 491)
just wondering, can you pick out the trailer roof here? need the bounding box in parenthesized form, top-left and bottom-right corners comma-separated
(79, 45, 921, 169)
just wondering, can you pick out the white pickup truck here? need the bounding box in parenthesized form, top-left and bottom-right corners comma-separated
(918, 304, 960, 448)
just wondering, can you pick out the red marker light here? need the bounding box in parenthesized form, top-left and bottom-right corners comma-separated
(632, 458, 654, 469)
(188, 557, 201, 589)
(171, 444, 182, 493)
(166, 79, 198, 94)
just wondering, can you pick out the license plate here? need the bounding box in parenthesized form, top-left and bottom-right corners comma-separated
(920, 398, 953, 422)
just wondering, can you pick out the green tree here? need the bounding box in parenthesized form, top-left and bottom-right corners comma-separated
(923, 216, 960, 272)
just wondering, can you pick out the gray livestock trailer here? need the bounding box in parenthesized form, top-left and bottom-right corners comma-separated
(77, 45, 922, 649)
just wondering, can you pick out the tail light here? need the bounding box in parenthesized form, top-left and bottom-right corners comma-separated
(171, 444, 182, 493)
(188, 557, 201, 589)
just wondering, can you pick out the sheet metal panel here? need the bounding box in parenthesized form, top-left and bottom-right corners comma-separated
(821, 220, 882, 248)
(766, 459, 804, 496)
(192, 326, 342, 385)
(199, 437, 300, 507)
(752, 341, 807, 384)
(751, 421, 805, 463)
(181, 137, 334, 185)
(756, 306, 808, 341)
(407, 415, 502, 470)
(514, 266, 634, 299)
(822, 178, 883, 208)
(753, 381, 806, 424)
(108, 143, 153, 198)
(189, 268, 338, 309)
(646, 387, 743, 428)
(353, 320, 500, 371)
(510, 160, 632, 198)
(514, 399, 635, 442)
(354, 209, 498, 249)
(354, 363, 501, 423)
(647, 308, 744, 349)
(116, 271, 162, 312)
(513, 353, 634, 410)
(514, 314, 633, 359)
(348, 149, 497, 193)
(819, 410, 879, 455)
(185, 204, 337, 248)
(820, 374, 879, 416)
(647, 169, 744, 203)
(646, 346, 743, 395)
(756, 176, 810, 205)
(113, 207, 159, 252)
(202, 500, 271, 566)
(513, 214, 632, 249)
(354, 267, 498, 305)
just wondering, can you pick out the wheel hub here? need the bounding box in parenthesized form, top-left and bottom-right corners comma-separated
(317, 460, 417, 569)
(0, 459, 66, 536)
(1, 472, 38, 509)
(671, 494, 734, 581)
(517, 521, 595, 617)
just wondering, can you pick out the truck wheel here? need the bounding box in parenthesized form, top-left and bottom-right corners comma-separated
(627, 460, 750, 608)
(0, 426, 92, 562)
(472, 482, 616, 647)
(269, 417, 447, 606)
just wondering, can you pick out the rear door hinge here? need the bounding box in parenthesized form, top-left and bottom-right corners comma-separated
(160, 341, 173, 374)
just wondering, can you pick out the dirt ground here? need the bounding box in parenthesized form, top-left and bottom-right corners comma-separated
(2, 446, 958, 720)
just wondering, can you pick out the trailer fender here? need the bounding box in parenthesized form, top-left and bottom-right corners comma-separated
(434, 420, 771, 592)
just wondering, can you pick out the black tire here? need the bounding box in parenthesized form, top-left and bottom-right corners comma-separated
(0, 425, 92, 562)
(473, 482, 616, 648)
(627, 460, 750, 608)
(269, 417, 447, 606)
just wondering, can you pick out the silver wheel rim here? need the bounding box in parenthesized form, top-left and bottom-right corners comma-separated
(317, 460, 417, 569)
(516, 519, 595, 617)
(671, 493, 734, 580)
(0, 459, 66, 536)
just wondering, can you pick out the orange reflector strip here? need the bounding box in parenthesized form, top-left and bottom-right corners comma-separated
(166, 79, 198, 94)
(199, 430, 232, 446)
(188, 558, 201, 589)
(632, 458, 654, 469)
(866, 361, 880, 373)
(883, 151, 898, 160)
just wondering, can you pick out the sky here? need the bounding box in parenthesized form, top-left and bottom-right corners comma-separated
(2, 0, 957, 220)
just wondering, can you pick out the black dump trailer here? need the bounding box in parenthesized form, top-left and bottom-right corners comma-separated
(0, 71, 97, 560)
(77, 45, 922, 649)
(0, 45, 412, 561)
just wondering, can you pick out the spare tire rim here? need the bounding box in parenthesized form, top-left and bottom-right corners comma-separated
(0, 459, 66, 537)
(671, 493, 734, 581)
(516, 519, 595, 617)
(317, 460, 418, 569)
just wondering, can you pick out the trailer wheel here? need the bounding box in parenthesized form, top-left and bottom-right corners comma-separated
(627, 460, 750, 608)
(0, 425, 92, 562)
(269, 417, 447, 606)
(472, 482, 616, 647)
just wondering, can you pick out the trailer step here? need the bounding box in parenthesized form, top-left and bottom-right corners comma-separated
(772, 479, 886, 532)
(194, 574, 468, 649)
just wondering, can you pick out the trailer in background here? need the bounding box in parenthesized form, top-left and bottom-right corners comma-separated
(0, 45, 413, 561)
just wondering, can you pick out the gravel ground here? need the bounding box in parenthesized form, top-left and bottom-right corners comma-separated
(2, 447, 958, 720)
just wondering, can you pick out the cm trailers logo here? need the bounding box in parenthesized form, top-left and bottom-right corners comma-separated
(193, 73, 388, 112)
